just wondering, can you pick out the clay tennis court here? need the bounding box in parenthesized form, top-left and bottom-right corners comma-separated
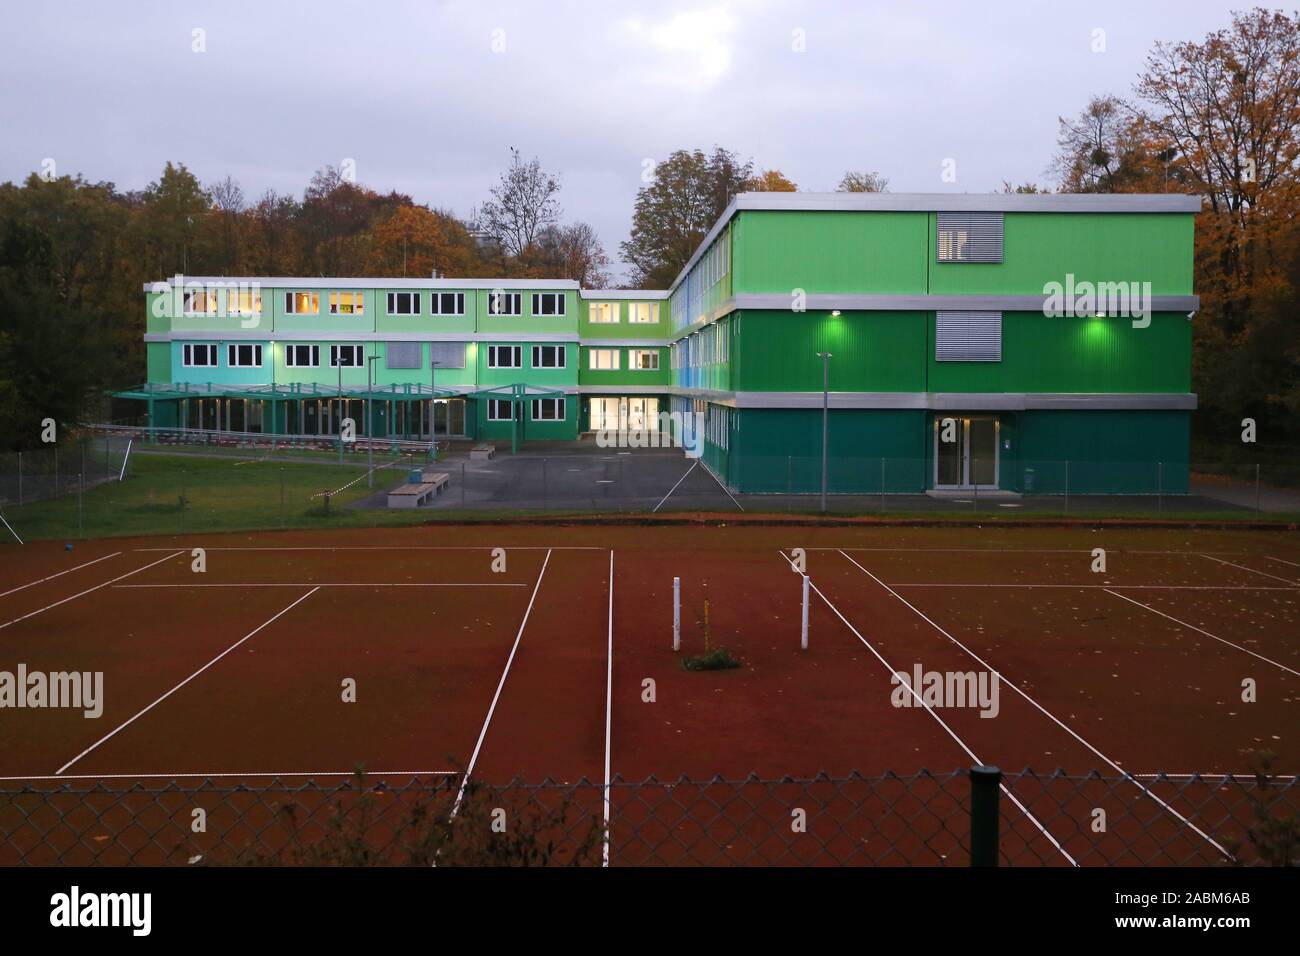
(0, 522, 1296, 865)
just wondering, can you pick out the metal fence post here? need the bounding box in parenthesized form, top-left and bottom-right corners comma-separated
(1157, 461, 1163, 513)
(969, 765, 1002, 867)
(1255, 463, 1261, 513)
(77, 472, 83, 537)
(280, 467, 285, 526)
(17, 452, 21, 506)
(1064, 459, 1069, 514)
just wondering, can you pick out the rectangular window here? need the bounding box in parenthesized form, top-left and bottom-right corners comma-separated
(386, 342, 421, 369)
(487, 291, 522, 316)
(588, 302, 618, 324)
(531, 398, 565, 421)
(226, 289, 262, 316)
(487, 399, 514, 421)
(531, 292, 566, 316)
(630, 349, 660, 370)
(182, 343, 217, 367)
(531, 345, 566, 369)
(935, 311, 1003, 362)
(487, 345, 522, 368)
(330, 344, 365, 367)
(182, 289, 218, 315)
(386, 291, 421, 315)
(429, 342, 467, 369)
(227, 344, 264, 368)
(936, 212, 1004, 263)
(629, 302, 659, 324)
(588, 349, 620, 370)
(431, 292, 465, 316)
(285, 344, 320, 367)
(329, 292, 364, 315)
(285, 291, 320, 314)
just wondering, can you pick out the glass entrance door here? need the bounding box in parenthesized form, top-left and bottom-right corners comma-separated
(933, 415, 1000, 489)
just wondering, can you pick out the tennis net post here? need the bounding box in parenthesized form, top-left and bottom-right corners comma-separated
(800, 574, 809, 650)
(969, 765, 1002, 867)
(672, 576, 681, 651)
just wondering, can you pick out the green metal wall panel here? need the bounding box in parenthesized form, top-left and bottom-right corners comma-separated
(1011, 410, 1190, 493)
(733, 210, 930, 294)
(927, 312, 1191, 393)
(147, 342, 171, 383)
(730, 310, 927, 392)
(473, 289, 579, 336)
(927, 212, 1193, 296)
(577, 299, 671, 339)
(577, 347, 670, 386)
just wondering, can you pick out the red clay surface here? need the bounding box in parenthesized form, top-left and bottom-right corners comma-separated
(0, 523, 1296, 865)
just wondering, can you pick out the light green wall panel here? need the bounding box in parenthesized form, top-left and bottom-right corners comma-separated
(577, 299, 671, 339)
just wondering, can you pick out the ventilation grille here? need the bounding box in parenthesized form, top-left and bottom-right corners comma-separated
(936, 311, 1002, 362)
(936, 212, 1004, 263)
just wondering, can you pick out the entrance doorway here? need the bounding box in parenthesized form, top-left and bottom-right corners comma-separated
(933, 415, 999, 489)
(590, 397, 660, 432)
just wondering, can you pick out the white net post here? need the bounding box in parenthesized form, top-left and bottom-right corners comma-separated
(672, 576, 681, 651)
(801, 574, 810, 650)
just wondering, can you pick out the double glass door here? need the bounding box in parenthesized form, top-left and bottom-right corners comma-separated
(934, 415, 999, 489)
(591, 398, 659, 431)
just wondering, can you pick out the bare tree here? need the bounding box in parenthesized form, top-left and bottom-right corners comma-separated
(478, 148, 562, 260)
(836, 170, 889, 192)
(535, 222, 611, 287)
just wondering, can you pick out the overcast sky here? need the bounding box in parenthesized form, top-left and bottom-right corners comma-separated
(2, 0, 1242, 282)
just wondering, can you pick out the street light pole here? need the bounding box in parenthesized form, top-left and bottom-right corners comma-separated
(817, 352, 832, 512)
(429, 360, 442, 461)
(337, 362, 344, 465)
(366, 354, 381, 487)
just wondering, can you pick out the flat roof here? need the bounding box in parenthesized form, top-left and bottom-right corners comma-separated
(144, 277, 581, 292)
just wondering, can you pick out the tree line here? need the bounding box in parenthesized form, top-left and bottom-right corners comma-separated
(0, 7, 1295, 453)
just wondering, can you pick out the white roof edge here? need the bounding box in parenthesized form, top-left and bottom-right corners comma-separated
(578, 289, 670, 300)
(142, 277, 582, 292)
(665, 191, 1203, 296)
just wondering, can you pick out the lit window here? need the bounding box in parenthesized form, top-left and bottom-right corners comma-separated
(588, 349, 620, 370)
(226, 289, 262, 316)
(629, 302, 659, 324)
(183, 289, 218, 315)
(630, 349, 660, 370)
(285, 291, 320, 314)
(588, 302, 619, 324)
(329, 292, 364, 315)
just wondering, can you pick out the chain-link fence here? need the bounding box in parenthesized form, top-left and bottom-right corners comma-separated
(0, 435, 135, 508)
(1, 768, 1295, 866)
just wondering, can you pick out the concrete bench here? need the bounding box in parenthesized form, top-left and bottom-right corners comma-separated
(470, 443, 496, 461)
(387, 482, 439, 509)
(419, 471, 451, 494)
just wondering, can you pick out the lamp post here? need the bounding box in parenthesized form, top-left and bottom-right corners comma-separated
(816, 351, 832, 512)
(337, 362, 344, 465)
(366, 354, 381, 487)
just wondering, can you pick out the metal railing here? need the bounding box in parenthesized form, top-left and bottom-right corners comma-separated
(1, 768, 1294, 866)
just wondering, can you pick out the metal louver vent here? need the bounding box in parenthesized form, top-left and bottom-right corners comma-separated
(936, 212, 1004, 263)
(429, 342, 467, 369)
(935, 311, 1002, 362)
(386, 342, 422, 369)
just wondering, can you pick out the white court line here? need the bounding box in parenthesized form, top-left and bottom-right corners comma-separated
(54, 587, 320, 776)
(1199, 553, 1299, 586)
(603, 549, 614, 868)
(449, 549, 553, 821)
(816, 548, 1245, 555)
(776, 550, 1077, 867)
(836, 549, 1233, 862)
(652, 459, 698, 513)
(0, 769, 458, 782)
(1265, 555, 1300, 569)
(132, 546, 602, 552)
(1105, 589, 1300, 679)
(114, 582, 526, 589)
(887, 583, 1297, 591)
(0, 551, 184, 632)
(0, 551, 121, 598)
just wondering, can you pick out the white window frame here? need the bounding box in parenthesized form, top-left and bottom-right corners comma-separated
(386, 291, 421, 315)
(588, 349, 620, 371)
(487, 345, 522, 369)
(226, 344, 264, 368)
(531, 397, 565, 421)
(531, 345, 566, 369)
(182, 343, 217, 367)
(487, 291, 522, 316)
(285, 344, 320, 368)
(329, 291, 364, 315)
(285, 291, 320, 315)
(629, 302, 659, 324)
(531, 292, 566, 316)
(182, 289, 218, 316)
(588, 302, 619, 324)
(486, 399, 514, 421)
(630, 349, 660, 371)
(330, 344, 365, 368)
(226, 289, 262, 317)
(431, 292, 465, 316)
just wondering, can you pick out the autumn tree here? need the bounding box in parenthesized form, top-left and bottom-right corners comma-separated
(621, 147, 753, 288)
(532, 221, 611, 287)
(134, 162, 210, 276)
(366, 205, 474, 278)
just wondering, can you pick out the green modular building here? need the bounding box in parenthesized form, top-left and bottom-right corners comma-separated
(128, 192, 1200, 494)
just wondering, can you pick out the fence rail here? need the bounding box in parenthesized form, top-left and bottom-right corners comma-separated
(1, 768, 1295, 866)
